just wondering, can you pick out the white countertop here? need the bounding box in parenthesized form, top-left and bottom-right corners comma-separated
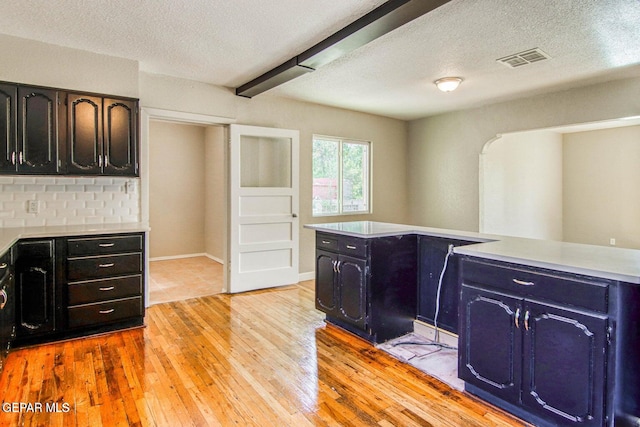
(0, 222, 149, 255)
(305, 221, 640, 284)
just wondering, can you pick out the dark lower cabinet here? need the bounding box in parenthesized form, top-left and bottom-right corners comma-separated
(336, 254, 367, 330)
(7, 232, 145, 348)
(314, 232, 417, 343)
(459, 257, 611, 427)
(65, 233, 145, 331)
(521, 300, 607, 425)
(459, 285, 522, 405)
(0, 252, 16, 373)
(14, 240, 57, 340)
(315, 246, 367, 332)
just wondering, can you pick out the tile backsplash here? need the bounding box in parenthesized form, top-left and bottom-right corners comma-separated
(0, 176, 140, 228)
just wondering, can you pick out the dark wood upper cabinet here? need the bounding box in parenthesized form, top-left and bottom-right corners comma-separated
(103, 98, 137, 176)
(0, 80, 138, 177)
(67, 94, 138, 176)
(67, 94, 102, 174)
(17, 87, 60, 174)
(0, 84, 17, 172)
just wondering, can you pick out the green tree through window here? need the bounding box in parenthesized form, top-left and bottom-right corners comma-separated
(312, 136, 370, 216)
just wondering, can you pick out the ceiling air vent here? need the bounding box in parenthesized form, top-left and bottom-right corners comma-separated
(497, 48, 550, 68)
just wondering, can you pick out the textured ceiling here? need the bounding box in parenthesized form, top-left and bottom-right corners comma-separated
(1, 0, 639, 120)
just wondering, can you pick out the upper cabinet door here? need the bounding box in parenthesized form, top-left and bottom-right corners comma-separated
(17, 87, 59, 174)
(103, 98, 137, 176)
(67, 94, 102, 174)
(0, 83, 17, 173)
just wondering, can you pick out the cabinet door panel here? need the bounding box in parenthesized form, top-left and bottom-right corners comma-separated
(0, 83, 17, 172)
(16, 262, 55, 336)
(103, 98, 137, 175)
(338, 255, 367, 329)
(17, 87, 59, 174)
(522, 301, 607, 426)
(68, 94, 102, 174)
(315, 250, 337, 314)
(459, 285, 522, 404)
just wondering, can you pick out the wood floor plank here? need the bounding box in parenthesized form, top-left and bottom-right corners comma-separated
(0, 281, 529, 426)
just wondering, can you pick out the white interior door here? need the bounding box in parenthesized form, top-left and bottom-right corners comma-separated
(229, 124, 299, 293)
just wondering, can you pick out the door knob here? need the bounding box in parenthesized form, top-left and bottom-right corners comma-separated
(292, 213, 298, 218)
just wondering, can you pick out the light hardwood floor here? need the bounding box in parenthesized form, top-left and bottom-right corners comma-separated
(0, 281, 528, 426)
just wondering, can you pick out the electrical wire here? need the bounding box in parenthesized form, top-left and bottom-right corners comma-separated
(390, 244, 458, 353)
(433, 244, 455, 349)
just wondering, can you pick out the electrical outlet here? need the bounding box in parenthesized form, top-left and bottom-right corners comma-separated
(125, 180, 137, 194)
(609, 238, 616, 246)
(27, 200, 40, 214)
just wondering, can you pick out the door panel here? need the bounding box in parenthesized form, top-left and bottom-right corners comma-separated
(316, 250, 337, 314)
(68, 94, 102, 174)
(229, 125, 299, 293)
(0, 84, 17, 172)
(338, 255, 367, 329)
(522, 300, 607, 426)
(17, 87, 59, 174)
(459, 285, 522, 404)
(104, 98, 137, 175)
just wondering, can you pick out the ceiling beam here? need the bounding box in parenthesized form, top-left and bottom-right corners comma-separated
(235, 0, 450, 98)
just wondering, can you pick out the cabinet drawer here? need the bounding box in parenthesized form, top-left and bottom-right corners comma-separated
(461, 258, 610, 313)
(68, 235, 142, 256)
(67, 253, 142, 280)
(68, 275, 142, 305)
(67, 296, 143, 329)
(338, 237, 368, 258)
(316, 234, 338, 252)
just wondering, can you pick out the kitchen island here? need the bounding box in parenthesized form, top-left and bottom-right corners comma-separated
(305, 221, 640, 427)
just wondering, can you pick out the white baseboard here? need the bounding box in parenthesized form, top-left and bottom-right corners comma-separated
(150, 253, 224, 264)
(413, 319, 458, 347)
(204, 253, 224, 264)
(298, 271, 315, 282)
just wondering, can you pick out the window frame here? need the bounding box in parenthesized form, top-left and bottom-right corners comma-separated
(311, 134, 372, 217)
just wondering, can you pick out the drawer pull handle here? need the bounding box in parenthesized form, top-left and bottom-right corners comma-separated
(99, 243, 115, 247)
(322, 240, 332, 244)
(514, 308, 520, 329)
(99, 286, 115, 291)
(99, 263, 115, 268)
(99, 309, 115, 314)
(513, 279, 535, 286)
(0, 263, 7, 269)
(346, 245, 357, 250)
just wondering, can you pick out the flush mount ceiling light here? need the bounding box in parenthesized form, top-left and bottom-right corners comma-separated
(434, 77, 463, 92)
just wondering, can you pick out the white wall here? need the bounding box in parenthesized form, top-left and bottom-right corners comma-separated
(481, 130, 563, 240)
(204, 126, 226, 261)
(149, 121, 206, 258)
(563, 125, 640, 249)
(408, 76, 640, 232)
(140, 72, 410, 274)
(0, 34, 138, 97)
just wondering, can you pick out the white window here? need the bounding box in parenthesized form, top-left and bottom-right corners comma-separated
(312, 135, 371, 216)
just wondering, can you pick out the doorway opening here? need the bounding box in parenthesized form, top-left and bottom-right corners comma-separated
(480, 117, 640, 249)
(140, 108, 234, 305)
